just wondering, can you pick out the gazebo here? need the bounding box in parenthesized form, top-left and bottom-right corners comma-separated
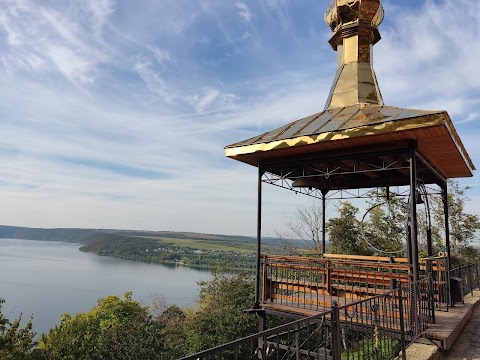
(225, 0, 474, 322)
(179, 1, 478, 359)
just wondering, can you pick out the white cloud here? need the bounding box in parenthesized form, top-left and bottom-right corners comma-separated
(39, 8, 83, 48)
(151, 47, 171, 67)
(190, 87, 219, 112)
(0, 0, 111, 89)
(134, 60, 174, 102)
(189, 87, 237, 113)
(456, 112, 480, 125)
(48, 45, 95, 86)
(134, 59, 237, 113)
(376, 0, 480, 112)
(83, 0, 116, 37)
(235, 2, 253, 23)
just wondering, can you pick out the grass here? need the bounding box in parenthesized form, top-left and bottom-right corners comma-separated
(341, 338, 401, 360)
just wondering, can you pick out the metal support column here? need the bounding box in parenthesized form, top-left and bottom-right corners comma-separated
(321, 189, 328, 255)
(442, 182, 452, 306)
(255, 165, 264, 308)
(406, 225, 413, 265)
(426, 228, 433, 257)
(409, 142, 420, 282)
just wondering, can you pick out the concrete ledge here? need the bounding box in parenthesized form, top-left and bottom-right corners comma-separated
(405, 290, 480, 360)
(405, 343, 440, 360)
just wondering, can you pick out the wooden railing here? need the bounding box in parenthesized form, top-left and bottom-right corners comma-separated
(261, 254, 448, 314)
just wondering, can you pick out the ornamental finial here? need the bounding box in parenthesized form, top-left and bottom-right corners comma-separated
(324, 0, 384, 50)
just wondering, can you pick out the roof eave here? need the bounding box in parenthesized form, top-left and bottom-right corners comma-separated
(225, 112, 475, 178)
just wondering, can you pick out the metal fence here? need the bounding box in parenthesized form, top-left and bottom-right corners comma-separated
(400, 277, 435, 341)
(450, 263, 480, 300)
(178, 279, 440, 360)
(178, 309, 336, 360)
(178, 263, 480, 360)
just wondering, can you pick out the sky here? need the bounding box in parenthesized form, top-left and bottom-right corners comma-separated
(0, 0, 479, 237)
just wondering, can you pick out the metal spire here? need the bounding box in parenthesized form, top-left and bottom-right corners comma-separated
(324, 0, 384, 110)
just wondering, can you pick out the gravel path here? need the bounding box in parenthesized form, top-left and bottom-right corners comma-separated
(438, 305, 480, 360)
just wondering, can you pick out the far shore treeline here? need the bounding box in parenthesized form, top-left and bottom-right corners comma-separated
(0, 225, 286, 271)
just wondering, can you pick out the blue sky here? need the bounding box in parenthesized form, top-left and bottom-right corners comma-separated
(0, 0, 479, 237)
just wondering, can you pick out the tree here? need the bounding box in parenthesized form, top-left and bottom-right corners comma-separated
(362, 191, 407, 256)
(37, 292, 165, 360)
(327, 201, 368, 255)
(180, 272, 257, 355)
(416, 206, 444, 257)
(431, 181, 480, 264)
(0, 298, 37, 360)
(276, 202, 325, 255)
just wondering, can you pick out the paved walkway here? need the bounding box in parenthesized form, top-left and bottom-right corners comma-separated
(437, 305, 480, 360)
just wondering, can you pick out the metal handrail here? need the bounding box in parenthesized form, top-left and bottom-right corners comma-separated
(178, 309, 333, 360)
(178, 265, 479, 360)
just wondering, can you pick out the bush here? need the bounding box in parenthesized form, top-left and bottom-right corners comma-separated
(0, 298, 37, 360)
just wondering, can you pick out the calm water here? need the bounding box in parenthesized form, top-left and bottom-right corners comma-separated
(0, 238, 213, 335)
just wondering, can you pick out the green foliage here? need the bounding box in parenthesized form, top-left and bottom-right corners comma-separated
(154, 305, 187, 359)
(0, 298, 37, 360)
(181, 273, 257, 355)
(342, 337, 401, 360)
(362, 190, 406, 255)
(37, 292, 165, 360)
(80, 233, 257, 271)
(432, 181, 480, 262)
(80, 234, 165, 259)
(328, 202, 368, 255)
(34, 275, 257, 360)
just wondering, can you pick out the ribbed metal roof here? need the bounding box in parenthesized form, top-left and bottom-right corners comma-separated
(226, 105, 441, 149)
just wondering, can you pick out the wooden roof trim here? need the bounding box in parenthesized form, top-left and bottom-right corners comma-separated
(443, 112, 475, 172)
(225, 113, 445, 158)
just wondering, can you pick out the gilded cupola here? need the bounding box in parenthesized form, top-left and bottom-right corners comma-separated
(324, 0, 384, 110)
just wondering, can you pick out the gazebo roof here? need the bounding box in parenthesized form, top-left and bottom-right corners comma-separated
(225, 0, 474, 182)
(225, 104, 475, 179)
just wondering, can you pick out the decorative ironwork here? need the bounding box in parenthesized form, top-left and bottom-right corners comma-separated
(178, 266, 479, 359)
(260, 146, 446, 200)
(178, 309, 335, 360)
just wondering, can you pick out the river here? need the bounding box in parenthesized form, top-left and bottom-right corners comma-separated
(0, 238, 213, 335)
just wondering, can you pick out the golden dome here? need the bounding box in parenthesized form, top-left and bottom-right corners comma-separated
(324, 0, 384, 32)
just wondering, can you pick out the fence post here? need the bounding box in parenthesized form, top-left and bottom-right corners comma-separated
(295, 324, 300, 360)
(327, 260, 332, 295)
(428, 274, 436, 324)
(475, 262, 479, 288)
(398, 286, 407, 360)
(331, 301, 341, 360)
(468, 265, 474, 297)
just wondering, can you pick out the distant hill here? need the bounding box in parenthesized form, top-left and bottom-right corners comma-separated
(0, 225, 100, 243)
